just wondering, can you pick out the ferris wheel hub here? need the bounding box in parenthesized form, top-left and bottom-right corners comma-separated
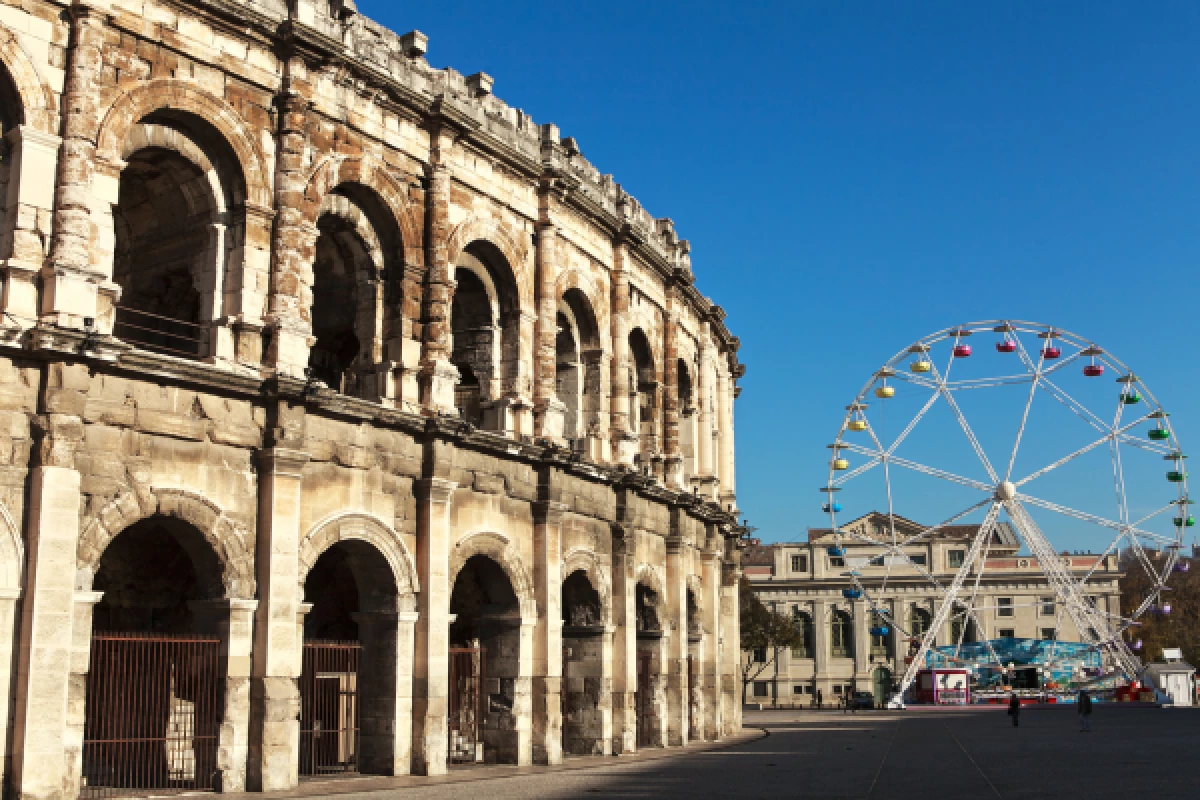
(994, 481, 1017, 502)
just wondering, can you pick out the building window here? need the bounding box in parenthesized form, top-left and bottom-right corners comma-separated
(753, 681, 769, 698)
(792, 685, 805, 695)
(951, 615, 975, 644)
(832, 684, 844, 695)
(1040, 628, 1056, 641)
(909, 553, 927, 566)
(831, 610, 853, 658)
(752, 647, 767, 663)
(791, 554, 808, 573)
(909, 607, 932, 640)
(829, 556, 845, 568)
(998, 628, 1015, 639)
(947, 549, 965, 569)
(997, 597, 1014, 617)
(1040, 596, 1055, 616)
(870, 612, 891, 656)
(791, 611, 813, 659)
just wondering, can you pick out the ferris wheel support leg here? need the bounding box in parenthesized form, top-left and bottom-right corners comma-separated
(891, 504, 1002, 707)
(1004, 501, 1142, 682)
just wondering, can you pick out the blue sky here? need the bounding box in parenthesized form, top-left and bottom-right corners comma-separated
(361, 1, 1200, 549)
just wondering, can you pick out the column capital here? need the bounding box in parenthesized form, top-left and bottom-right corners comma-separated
(255, 447, 310, 475)
(73, 590, 103, 606)
(417, 476, 458, 504)
(533, 499, 568, 526)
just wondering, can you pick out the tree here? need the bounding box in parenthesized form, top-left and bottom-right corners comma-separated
(1120, 549, 1200, 668)
(740, 577, 803, 704)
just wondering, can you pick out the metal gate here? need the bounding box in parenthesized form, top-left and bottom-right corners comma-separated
(299, 640, 360, 776)
(636, 651, 654, 747)
(82, 632, 222, 799)
(448, 646, 484, 764)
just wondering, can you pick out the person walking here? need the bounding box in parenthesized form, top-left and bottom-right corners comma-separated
(816, 689, 823, 710)
(1008, 692, 1020, 727)
(1077, 689, 1092, 732)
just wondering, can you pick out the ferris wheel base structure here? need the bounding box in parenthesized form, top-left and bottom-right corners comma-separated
(823, 320, 1186, 707)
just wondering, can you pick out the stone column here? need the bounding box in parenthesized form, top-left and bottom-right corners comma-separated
(265, 75, 317, 379)
(42, 2, 105, 328)
(11, 465, 84, 799)
(852, 598, 870, 686)
(419, 128, 460, 415)
(723, 372, 738, 504)
(249, 447, 309, 791)
(533, 189, 567, 442)
(2, 126, 61, 331)
(354, 610, 418, 775)
(515, 618, 536, 766)
(812, 599, 830, 690)
(193, 598, 258, 792)
(411, 477, 456, 775)
(700, 546, 721, 740)
(715, 364, 732, 507)
(662, 296, 682, 488)
(531, 499, 565, 765)
(693, 332, 717, 499)
(718, 558, 741, 735)
(664, 537, 687, 745)
(609, 531, 637, 753)
(609, 241, 636, 465)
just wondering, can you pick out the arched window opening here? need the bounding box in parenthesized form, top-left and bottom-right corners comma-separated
(635, 583, 661, 635)
(112, 111, 246, 361)
(629, 328, 659, 470)
(831, 609, 853, 659)
(870, 611, 892, 657)
(950, 610, 976, 645)
(85, 516, 227, 795)
(451, 244, 519, 431)
(561, 569, 605, 755)
(449, 555, 521, 764)
(562, 569, 601, 629)
(686, 589, 702, 642)
(909, 607, 932, 640)
(0, 63, 26, 267)
(301, 540, 402, 776)
(791, 610, 813, 658)
(677, 359, 696, 481)
(558, 288, 603, 450)
(308, 186, 402, 400)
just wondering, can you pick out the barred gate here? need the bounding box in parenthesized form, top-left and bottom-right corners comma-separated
(82, 632, 223, 799)
(636, 651, 653, 747)
(448, 646, 484, 764)
(299, 640, 361, 776)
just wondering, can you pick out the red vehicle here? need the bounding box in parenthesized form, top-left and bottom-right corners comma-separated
(913, 669, 971, 705)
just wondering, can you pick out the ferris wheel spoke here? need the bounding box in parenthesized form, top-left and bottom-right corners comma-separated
(1036, 374, 1112, 438)
(1110, 438, 1131, 530)
(892, 372, 940, 391)
(1014, 492, 1156, 539)
(941, 375, 1035, 390)
(888, 456, 994, 493)
(839, 441, 882, 459)
(885, 391, 941, 457)
(1014, 413, 1151, 488)
(1039, 349, 1085, 377)
(832, 455, 882, 486)
(1006, 353, 1044, 481)
(926, 362, 1000, 483)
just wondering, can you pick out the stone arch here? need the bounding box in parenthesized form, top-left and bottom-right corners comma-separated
(556, 267, 609, 341)
(95, 79, 272, 209)
(120, 121, 233, 212)
(445, 215, 533, 311)
(76, 487, 255, 599)
(297, 511, 419, 611)
(562, 548, 612, 626)
(0, 28, 58, 134)
(449, 531, 536, 621)
(303, 154, 424, 267)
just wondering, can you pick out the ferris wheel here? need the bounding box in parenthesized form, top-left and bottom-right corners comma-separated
(822, 320, 1188, 707)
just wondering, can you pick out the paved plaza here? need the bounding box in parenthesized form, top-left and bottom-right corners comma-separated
(237, 707, 1198, 799)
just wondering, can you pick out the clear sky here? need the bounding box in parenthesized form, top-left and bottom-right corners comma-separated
(360, 0, 1200, 549)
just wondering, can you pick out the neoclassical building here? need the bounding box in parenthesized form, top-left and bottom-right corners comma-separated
(0, 1, 746, 797)
(744, 513, 1122, 706)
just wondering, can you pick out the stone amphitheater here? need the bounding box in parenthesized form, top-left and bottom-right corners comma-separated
(0, 0, 746, 797)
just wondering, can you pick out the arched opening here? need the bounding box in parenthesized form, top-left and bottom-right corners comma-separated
(634, 581, 665, 748)
(301, 539, 403, 776)
(451, 244, 520, 431)
(685, 587, 702, 740)
(950, 610, 977, 645)
(558, 288, 603, 449)
(0, 62, 26, 267)
(628, 328, 659, 472)
(449, 554, 522, 764)
(872, 667, 892, 708)
(791, 610, 813, 658)
(830, 609, 854, 659)
(870, 611, 892, 658)
(308, 186, 402, 399)
(561, 569, 604, 755)
(677, 359, 696, 482)
(84, 516, 227, 795)
(112, 111, 247, 360)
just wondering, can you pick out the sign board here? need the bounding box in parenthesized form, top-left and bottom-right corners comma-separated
(1164, 648, 1184, 661)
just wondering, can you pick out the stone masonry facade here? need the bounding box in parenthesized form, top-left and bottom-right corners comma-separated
(0, 0, 746, 797)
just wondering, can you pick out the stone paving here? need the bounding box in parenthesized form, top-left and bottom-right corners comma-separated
(255, 706, 1199, 799)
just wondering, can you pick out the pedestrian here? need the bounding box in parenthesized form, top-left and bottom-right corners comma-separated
(1008, 692, 1020, 727)
(1077, 689, 1092, 732)
(816, 689, 823, 710)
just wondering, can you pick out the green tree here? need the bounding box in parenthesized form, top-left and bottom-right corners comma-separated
(740, 577, 803, 704)
(1120, 549, 1200, 667)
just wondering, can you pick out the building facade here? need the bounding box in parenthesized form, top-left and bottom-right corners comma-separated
(744, 513, 1122, 706)
(0, 1, 746, 797)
